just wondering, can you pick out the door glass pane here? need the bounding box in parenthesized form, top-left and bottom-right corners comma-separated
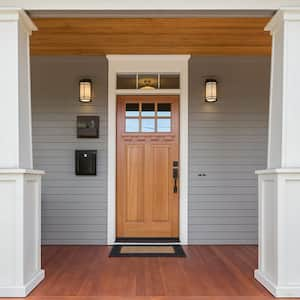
(157, 103, 171, 117)
(141, 103, 155, 117)
(125, 118, 139, 132)
(126, 103, 139, 117)
(160, 74, 180, 89)
(141, 119, 155, 132)
(117, 74, 137, 89)
(157, 118, 171, 132)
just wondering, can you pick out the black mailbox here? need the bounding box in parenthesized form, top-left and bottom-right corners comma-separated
(75, 150, 97, 175)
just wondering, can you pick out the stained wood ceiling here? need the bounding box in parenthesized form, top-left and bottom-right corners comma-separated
(30, 18, 272, 55)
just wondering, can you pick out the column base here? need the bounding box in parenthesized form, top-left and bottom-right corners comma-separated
(255, 269, 300, 298)
(0, 169, 44, 298)
(0, 270, 44, 297)
(256, 168, 300, 298)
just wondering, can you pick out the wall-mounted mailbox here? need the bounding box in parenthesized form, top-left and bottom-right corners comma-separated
(75, 150, 97, 175)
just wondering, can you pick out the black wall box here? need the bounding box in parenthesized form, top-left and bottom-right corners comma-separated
(75, 150, 97, 175)
(77, 116, 99, 138)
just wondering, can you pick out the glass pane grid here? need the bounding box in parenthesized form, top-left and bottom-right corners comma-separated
(125, 101, 172, 133)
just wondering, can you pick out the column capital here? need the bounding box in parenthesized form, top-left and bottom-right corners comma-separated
(265, 7, 300, 33)
(0, 8, 37, 34)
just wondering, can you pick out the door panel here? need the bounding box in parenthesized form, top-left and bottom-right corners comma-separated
(125, 144, 145, 222)
(152, 145, 171, 222)
(117, 95, 179, 238)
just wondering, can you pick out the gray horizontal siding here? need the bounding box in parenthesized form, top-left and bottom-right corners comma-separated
(188, 56, 270, 244)
(31, 56, 108, 245)
(32, 55, 270, 245)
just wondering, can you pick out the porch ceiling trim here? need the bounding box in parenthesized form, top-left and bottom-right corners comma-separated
(2, 0, 300, 11)
(28, 10, 275, 19)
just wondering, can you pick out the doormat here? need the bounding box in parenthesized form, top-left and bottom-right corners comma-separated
(109, 245, 186, 257)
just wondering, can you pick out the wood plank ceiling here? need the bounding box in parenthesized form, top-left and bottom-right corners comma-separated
(30, 18, 272, 56)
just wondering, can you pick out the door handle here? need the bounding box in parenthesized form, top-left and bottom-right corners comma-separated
(173, 161, 179, 193)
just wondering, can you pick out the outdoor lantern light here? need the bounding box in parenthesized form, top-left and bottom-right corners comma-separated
(205, 79, 217, 103)
(79, 79, 93, 103)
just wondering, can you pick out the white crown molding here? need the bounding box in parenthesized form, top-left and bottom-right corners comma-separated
(265, 7, 300, 32)
(0, 8, 37, 33)
(28, 9, 275, 18)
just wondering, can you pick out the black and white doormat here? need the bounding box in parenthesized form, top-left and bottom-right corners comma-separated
(109, 245, 186, 257)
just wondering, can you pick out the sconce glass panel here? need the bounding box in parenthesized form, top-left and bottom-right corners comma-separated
(205, 79, 217, 102)
(79, 79, 93, 103)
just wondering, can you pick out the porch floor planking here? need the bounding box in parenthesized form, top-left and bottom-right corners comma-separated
(23, 245, 276, 300)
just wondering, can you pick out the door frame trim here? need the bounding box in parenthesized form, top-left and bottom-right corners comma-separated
(106, 55, 190, 245)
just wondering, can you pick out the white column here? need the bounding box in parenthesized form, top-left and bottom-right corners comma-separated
(255, 8, 300, 298)
(0, 9, 45, 297)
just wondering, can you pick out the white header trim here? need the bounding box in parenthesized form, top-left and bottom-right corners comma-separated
(106, 54, 191, 62)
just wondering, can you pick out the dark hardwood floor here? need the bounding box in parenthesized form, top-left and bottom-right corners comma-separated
(23, 245, 277, 300)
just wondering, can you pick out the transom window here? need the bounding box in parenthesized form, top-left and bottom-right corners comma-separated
(125, 102, 172, 133)
(117, 73, 180, 90)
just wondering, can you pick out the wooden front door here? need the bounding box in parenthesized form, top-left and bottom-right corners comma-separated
(117, 95, 179, 238)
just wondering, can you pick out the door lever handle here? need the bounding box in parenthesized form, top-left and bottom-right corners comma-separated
(173, 161, 179, 193)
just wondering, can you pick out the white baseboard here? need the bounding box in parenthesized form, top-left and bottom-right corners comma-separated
(0, 270, 45, 297)
(255, 269, 277, 296)
(255, 269, 300, 298)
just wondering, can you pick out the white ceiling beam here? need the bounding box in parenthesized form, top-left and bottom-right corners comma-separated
(1, 0, 300, 11)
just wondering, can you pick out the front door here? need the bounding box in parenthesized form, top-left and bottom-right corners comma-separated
(117, 95, 179, 238)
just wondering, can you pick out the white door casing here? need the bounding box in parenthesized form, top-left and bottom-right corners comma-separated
(106, 55, 190, 245)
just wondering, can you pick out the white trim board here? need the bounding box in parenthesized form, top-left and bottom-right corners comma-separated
(2, 1, 300, 10)
(106, 55, 190, 245)
(28, 9, 274, 18)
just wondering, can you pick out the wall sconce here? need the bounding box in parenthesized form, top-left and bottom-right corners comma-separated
(79, 79, 93, 103)
(205, 79, 217, 103)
